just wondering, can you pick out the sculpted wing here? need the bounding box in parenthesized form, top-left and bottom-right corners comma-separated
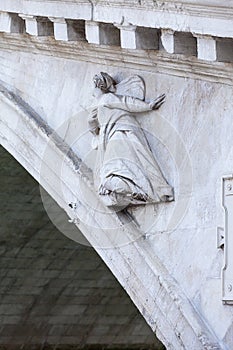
(115, 75, 145, 100)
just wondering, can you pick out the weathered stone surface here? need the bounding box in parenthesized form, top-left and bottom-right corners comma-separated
(0, 1, 233, 349)
(0, 54, 228, 349)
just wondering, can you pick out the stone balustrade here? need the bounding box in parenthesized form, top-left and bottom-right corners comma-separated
(1, 1, 233, 63)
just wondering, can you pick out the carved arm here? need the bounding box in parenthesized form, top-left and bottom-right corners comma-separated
(101, 93, 165, 113)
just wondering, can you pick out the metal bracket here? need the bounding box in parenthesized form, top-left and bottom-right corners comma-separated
(221, 175, 233, 304)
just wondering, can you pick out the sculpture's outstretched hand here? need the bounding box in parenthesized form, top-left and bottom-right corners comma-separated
(149, 93, 166, 110)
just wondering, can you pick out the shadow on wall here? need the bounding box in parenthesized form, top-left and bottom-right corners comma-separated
(0, 145, 165, 350)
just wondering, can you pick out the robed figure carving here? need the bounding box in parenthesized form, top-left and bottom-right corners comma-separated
(88, 72, 174, 209)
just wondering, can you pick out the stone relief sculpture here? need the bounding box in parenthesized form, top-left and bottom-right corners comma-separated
(88, 72, 174, 209)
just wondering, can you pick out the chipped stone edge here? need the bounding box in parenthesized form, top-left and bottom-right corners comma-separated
(0, 33, 232, 87)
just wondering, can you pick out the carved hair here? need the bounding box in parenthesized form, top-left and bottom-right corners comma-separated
(93, 72, 116, 93)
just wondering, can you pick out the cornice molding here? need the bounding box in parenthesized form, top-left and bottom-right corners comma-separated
(0, 33, 232, 86)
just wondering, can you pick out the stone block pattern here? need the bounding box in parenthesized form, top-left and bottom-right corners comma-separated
(0, 146, 164, 350)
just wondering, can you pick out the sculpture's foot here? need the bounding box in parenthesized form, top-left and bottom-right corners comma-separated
(98, 184, 150, 209)
(132, 192, 148, 202)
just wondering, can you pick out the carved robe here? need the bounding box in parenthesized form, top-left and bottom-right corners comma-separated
(89, 91, 174, 208)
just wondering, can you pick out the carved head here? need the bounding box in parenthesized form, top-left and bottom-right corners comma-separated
(93, 72, 116, 93)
